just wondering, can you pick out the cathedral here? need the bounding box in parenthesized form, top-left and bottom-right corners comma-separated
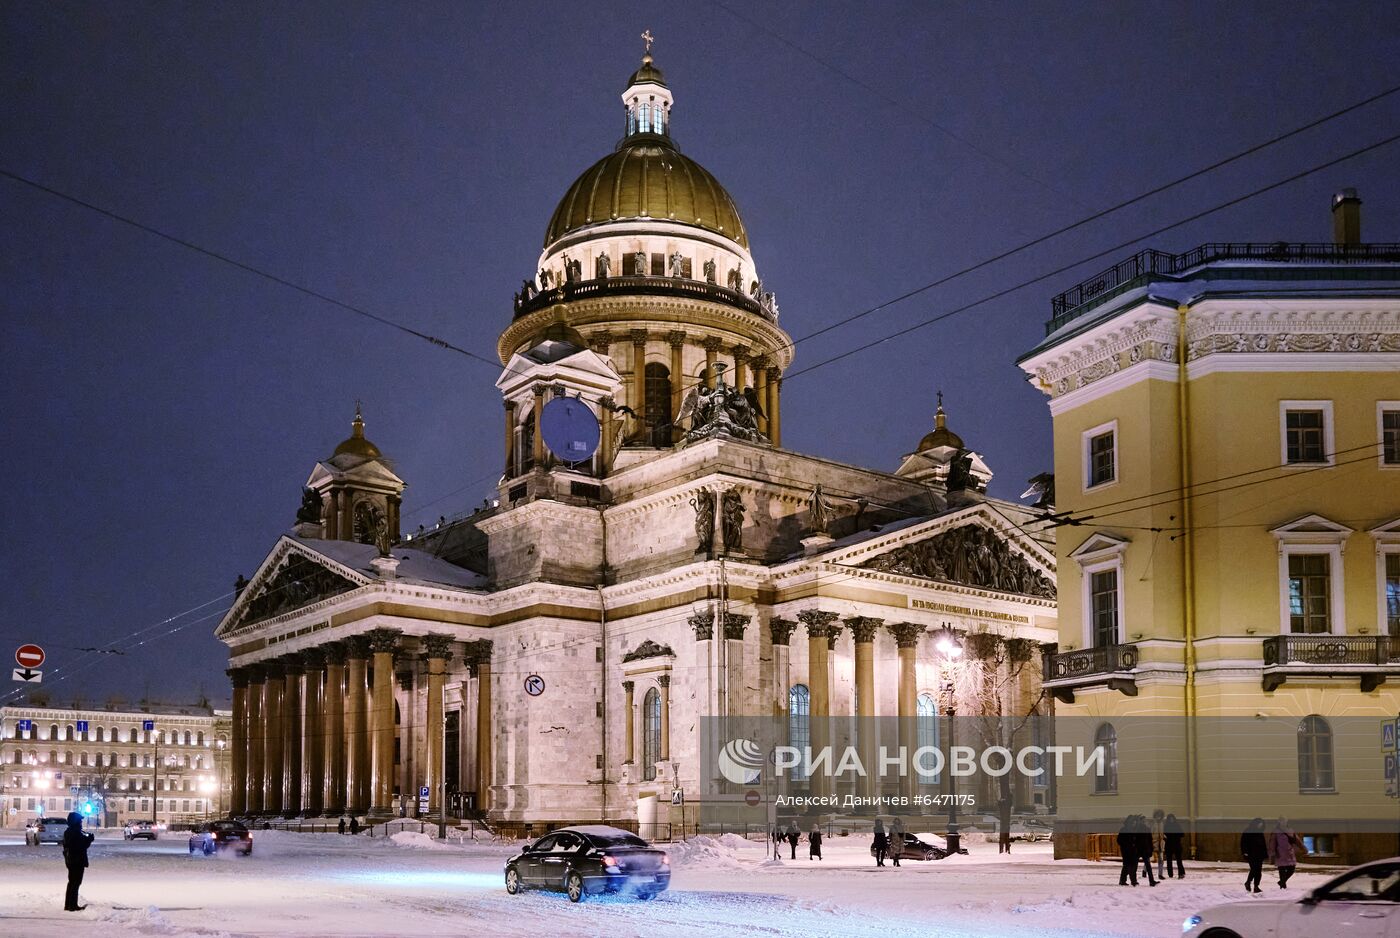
(216, 47, 1059, 834)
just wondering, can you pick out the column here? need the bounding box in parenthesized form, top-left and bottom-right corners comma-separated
(629, 329, 648, 440)
(769, 617, 797, 716)
(889, 622, 924, 802)
(752, 357, 770, 437)
(622, 680, 635, 764)
(366, 628, 402, 819)
(731, 345, 749, 390)
(262, 660, 284, 815)
(228, 668, 249, 817)
(723, 613, 748, 718)
(344, 636, 370, 815)
(338, 489, 352, 542)
(301, 648, 325, 817)
(324, 488, 339, 540)
(531, 386, 545, 469)
(689, 610, 715, 722)
(322, 642, 347, 816)
(282, 653, 303, 817)
(503, 400, 517, 479)
(245, 666, 265, 815)
(599, 396, 616, 472)
(666, 331, 685, 443)
(798, 610, 838, 798)
(847, 617, 882, 804)
(702, 337, 722, 389)
(657, 674, 671, 761)
(470, 640, 494, 814)
(424, 634, 453, 815)
(766, 366, 782, 446)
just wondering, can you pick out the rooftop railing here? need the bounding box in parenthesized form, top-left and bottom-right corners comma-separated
(514, 275, 771, 320)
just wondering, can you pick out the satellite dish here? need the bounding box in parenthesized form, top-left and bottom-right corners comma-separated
(540, 397, 601, 463)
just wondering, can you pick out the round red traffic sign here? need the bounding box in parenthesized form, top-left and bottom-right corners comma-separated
(744, 789, 760, 807)
(15, 644, 45, 669)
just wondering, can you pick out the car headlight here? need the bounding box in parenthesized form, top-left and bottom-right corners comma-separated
(1182, 915, 1202, 933)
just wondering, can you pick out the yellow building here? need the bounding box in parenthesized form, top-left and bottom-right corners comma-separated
(1018, 191, 1400, 863)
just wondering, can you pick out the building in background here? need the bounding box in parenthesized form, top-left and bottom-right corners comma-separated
(1, 702, 231, 828)
(1019, 191, 1400, 864)
(215, 48, 1060, 835)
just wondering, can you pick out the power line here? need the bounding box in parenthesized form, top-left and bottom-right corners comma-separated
(782, 129, 1400, 383)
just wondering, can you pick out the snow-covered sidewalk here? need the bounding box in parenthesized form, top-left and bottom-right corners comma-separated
(0, 828, 1337, 937)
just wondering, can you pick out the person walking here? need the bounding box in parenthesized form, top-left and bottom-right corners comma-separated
(1241, 817, 1268, 893)
(338, 817, 347, 835)
(1163, 813, 1186, 878)
(1117, 815, 1138, 886)
(786, 822, 799, 860)
(809, 825, 823, 860)
(1151, 809, 1166, 881)
(1135, 815, 1158, 887)
(872, 818, 888, 867)
(1268, 816, 1302, 889)
(889, 817, 905, 868)
(62, 811, 93, 912)
(349, 816, 360, 835)
(770, 825, 781, 860)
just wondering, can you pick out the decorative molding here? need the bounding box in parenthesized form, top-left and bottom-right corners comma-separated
(365, 627, 402, 655)
(622, 639, 675, 662)
(845, 616, 883, 643)
(769, 616, 798, 646)
(798, 609, 839, 639)
(722, 612, 749, 641)
(859, 524, 1055, 599)
(689, 611, 714, 641)
(887, 621, 925, 648)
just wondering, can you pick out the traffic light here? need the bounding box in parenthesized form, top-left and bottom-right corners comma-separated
(80, 800, 95, 817)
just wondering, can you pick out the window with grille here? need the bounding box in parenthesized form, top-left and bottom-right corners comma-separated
(1285, 409, 1327, 463)
(1288, 554, 1331, 633)
(916, 694, 940, 785)
(1298, 715, 1334, 791)
(1091, 569, 1119, 647)
(1087, 430, 1115, 487)
(644, 363, 672, 446)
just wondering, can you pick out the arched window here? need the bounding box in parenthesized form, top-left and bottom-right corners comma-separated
(1298, 715, 1334, 792)
(66, 724, 74, 741)
(916, 693, 940, 785)
(64, 751, 72, 765)
(197, 731, 204, 746)
(80, 752, 88, 767)
(49, 723, 59, 740)
(788, 684, 811, 782)
(96, 727, 105, 742)
(644, 363, 672, 446)
(184, 731, 192, 746)
(1093, 723, 1118, 794)
(642, 688, 661, 781)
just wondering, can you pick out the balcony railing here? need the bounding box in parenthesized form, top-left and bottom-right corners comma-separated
(1042, 642, 1139, 703)
(1047, 241, 1400, 335)
(1262, 634, 1400, 692)
(513, 274, 771, 320)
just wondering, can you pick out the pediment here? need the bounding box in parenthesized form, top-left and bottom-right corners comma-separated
(844, 506, 1056, 600)
(1068, 532, 1131, 560)
(1270, 514, 1353, 543)
(307, 458, 404, 490)
(1372, 517, 1400, 543)
(215, 538, 367, 638)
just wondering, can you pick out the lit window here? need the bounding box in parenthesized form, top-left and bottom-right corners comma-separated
(1298, 715, 1334, 792)
(788, 685, 810, 782)
(915, 693, 940, 785)
(1386, 554, 1400, 636)
(1288, 554, 1331, 634)
(1093, 723, 1117, 794)
(641, 688, 660, 781)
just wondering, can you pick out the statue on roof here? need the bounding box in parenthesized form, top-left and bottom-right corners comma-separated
(675, 363, 768, 446)
(296, 487, 322, 524)
(596, 252, 610, 279)
(808, 484, 833, 536)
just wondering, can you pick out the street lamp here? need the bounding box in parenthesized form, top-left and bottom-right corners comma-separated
(936, 625, 963, 855)
(215, 738, 227, 819)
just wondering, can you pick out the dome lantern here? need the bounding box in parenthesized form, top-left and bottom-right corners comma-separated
(622, 32, 673, 142)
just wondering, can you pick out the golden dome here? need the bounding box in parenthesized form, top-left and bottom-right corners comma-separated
(333, 406, 383, 459)
(544, 142, 749, 250)
(917, 396, 963, 452)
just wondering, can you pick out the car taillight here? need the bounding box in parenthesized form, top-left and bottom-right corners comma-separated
(602, 855, 618, 867)
(660, 854, 670, 865)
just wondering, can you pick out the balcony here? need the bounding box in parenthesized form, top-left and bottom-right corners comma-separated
(513, 274, 771, 320)
(1262, 634, 1400, 693)
(1042, 643, 1139, 704)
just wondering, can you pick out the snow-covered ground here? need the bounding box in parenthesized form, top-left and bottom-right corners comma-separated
(0, 827, 1339, 937)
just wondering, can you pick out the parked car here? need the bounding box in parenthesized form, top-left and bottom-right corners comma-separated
(1184, 857, 1400, 938)
(505, 825, 670, 902)
(870, 831, 966, 861)
(25, 816, 68, 846)
(188, 820, 252, 856)
(123, 819, 158, 841)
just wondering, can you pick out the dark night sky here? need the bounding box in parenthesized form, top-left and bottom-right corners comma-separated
(3, 1, 1398, 706)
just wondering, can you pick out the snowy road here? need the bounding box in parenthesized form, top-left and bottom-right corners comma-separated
(0, 828, 1335, 937)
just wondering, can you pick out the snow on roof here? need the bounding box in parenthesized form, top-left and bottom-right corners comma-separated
(293, 536, 487, 591)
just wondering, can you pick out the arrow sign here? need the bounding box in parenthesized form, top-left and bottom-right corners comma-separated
(15, 644, 45, 669)
(12, 668, 43, 683)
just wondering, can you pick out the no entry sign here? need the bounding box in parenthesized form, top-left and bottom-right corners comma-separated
(15, 644, 44, 669)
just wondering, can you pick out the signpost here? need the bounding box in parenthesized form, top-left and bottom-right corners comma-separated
(76, 720, 88, 735)
(13, 644, 45, 683)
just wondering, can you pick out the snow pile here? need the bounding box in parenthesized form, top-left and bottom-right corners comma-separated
(390, 831, 456, 851)
(715, 833, 752, 851)
(666, 835, 746, 870)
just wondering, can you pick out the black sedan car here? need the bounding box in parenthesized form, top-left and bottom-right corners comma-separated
(505, 825, 669, 902)
(188, 820, 253, 856)
(870, 831, 963, 861)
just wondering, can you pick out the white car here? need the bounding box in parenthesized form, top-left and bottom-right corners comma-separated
(1184, 858, 1400, 937)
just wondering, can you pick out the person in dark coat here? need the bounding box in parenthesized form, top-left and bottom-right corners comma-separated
(872, 819, 888, 867)
(1163, 813, 1186, 878)
(349, 817, 360, 835)
(1241, 817, 1268, 893)
(771, 825, 783, 860)
(1134, 815, 1158, 887)
(786, 823, 799, 860)
(809, 826, 823, 860)
(1117, 816, 1138, 886)
(1268, 816, 1302, 890)
(338, 817, 347, 835)
(889, 817, 905, 867)
(62, 812, 93, 912)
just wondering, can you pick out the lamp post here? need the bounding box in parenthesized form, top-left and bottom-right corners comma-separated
(935, 625, 963, 855)
(215, 738, 227, 818)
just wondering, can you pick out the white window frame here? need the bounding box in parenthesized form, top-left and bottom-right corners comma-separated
(1279, 400, 1335, 468)
(1271, 516, 1352, 636)
(1071, 535, 1130, 649)
(1378, 401, 1400, 469)
(1082, 419, 1119, 492)
(1372, 519, 1400, 635)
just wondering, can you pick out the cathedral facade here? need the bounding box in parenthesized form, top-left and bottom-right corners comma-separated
(216, 50, 1059, 833)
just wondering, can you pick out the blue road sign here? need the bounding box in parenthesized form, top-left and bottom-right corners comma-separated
(142, 720, 155, 731)
(75, 720, 88, 734)
(419, 786, 429, 798)
(1387, 753, 1398, 781)
(1384, 722, 1396, 752)
(16, 719, 32, 732)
